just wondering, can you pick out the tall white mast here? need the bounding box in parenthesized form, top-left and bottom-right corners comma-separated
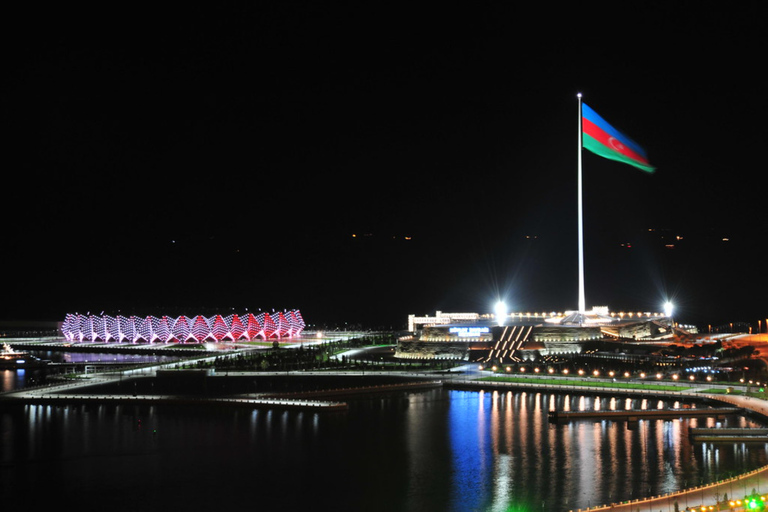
(577, 93, 586, 315)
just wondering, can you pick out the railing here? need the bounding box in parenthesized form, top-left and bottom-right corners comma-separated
(574, 463, 768, 511)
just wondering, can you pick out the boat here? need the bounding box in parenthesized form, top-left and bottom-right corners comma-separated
(0, 343, 49, 369)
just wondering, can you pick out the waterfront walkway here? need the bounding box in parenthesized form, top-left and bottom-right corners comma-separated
(582, 462, 768, 512)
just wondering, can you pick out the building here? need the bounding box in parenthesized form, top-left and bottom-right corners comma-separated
(397, 308, 680, 362)
(407, 311, 481, 332)
(60, 310, 305, 343)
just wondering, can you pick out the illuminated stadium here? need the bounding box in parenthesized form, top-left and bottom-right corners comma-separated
(61, 310, 305, 343)
(396, 307, 693, 362)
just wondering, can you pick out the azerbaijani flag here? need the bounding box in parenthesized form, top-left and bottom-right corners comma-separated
(582, 103, 655, 173)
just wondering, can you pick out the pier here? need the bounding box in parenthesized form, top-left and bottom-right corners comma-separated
(257, 380, 443, 400)
(549, 407, 742, 423)
(7, 392, 350, 412)
(688, 427, 768, 442)
(0, 371, 444, 413)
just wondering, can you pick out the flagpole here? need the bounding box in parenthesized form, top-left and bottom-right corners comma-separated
(577, 93, 586, 316)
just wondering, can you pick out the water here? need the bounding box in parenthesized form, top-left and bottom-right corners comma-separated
(2, 388, 767, 512)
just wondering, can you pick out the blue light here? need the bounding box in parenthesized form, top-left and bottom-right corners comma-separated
(449, 327, 490, 337)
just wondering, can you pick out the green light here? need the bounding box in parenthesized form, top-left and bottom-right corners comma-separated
(749, 499, 759, 509)
(503, 503, 534, 512)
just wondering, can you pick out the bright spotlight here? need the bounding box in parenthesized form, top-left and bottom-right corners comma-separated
(495, 301, 507, 326)
(664, 302, 674, 317)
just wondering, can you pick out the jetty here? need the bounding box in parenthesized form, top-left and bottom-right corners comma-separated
(0, 370, 444, 413)
(549, 407, 741, 423)
(257, 380, 443, 400)
(688, 427, 768, 442)
(6, 392, 350, 412)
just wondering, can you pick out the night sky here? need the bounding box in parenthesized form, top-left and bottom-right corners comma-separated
(4, 3, 766, 329)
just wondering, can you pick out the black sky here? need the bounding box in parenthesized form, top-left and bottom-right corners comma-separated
(3, 2, 767, 329)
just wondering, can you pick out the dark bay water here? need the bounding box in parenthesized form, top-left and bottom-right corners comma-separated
(2, 388, 767, 512)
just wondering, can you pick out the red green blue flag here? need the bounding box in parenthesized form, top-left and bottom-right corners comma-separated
(582, 103, 655, 173)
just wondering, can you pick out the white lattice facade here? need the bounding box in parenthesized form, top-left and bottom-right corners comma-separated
(61, 310, 305, 343)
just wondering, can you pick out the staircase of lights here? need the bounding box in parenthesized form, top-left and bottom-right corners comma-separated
(61, 310, 305, 343)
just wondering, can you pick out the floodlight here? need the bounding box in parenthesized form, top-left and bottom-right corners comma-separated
(495, 301, 507, 326)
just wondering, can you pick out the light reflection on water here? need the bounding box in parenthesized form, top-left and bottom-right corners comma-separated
(1, 388, 767, 512)
(446, 390, 768, 511)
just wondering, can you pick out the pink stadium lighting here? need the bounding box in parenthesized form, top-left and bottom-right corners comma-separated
(61, 310, 305, 343)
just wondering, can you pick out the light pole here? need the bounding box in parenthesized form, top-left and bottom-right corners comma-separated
(495, 301, 507, 327)
(664, 302, 674, 337)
